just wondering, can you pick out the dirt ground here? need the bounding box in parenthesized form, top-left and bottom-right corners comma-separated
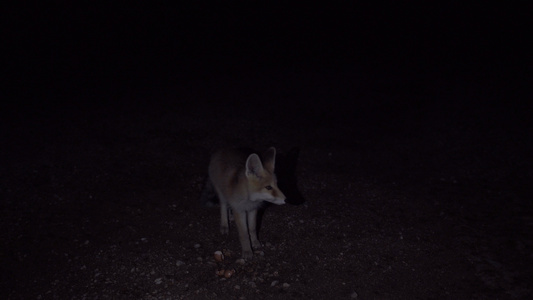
(1, 71, 532, 299)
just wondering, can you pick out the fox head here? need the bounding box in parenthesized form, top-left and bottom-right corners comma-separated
(245, 147, 286, 205)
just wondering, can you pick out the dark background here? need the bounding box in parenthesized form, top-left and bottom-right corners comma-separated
(4, 3, 530, 106)
(3, 2, 531, 170)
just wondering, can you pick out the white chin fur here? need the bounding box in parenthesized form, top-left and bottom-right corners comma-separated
(269, 198, 286, 205)
(250, 193, 285, 205)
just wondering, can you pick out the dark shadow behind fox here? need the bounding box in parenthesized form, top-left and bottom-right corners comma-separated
(275, 147, 306, 206)
(199, 147, 305, 238)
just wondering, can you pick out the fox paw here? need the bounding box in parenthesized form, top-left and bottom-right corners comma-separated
(242, 250, 253, 260)
(220, 226, 229, 235)
(252, 240, 263, 250)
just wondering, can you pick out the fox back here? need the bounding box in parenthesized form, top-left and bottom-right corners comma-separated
(207, 147, 286, 259)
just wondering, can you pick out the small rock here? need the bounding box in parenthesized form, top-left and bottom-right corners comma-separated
(234, 285, 240, 290)
(236, 258, 246, 265)
(351, 291, 358, 299)
(224, 269, 235, 278)
(154, 278, 163, 285)
(282, 283, 290, 289)
(194, 244, 201, 248)
(271, 280, 279, 287)
(214, 251, 224, 262)
(176, 260, 185, 267)
(222, 249, 232, 257)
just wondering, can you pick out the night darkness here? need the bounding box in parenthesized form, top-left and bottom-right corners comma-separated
(2, 3, 532, 299)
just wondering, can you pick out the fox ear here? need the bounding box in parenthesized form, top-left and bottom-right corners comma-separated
(262, 147, 276, 172)
(245, 153, 264, 178)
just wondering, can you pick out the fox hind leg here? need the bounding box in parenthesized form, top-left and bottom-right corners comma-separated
(219, 201, 229, 235)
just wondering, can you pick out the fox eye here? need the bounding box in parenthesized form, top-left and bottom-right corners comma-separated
(265, 185, 273, 190)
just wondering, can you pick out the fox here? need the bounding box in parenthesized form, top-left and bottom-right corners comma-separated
(205, 147, 286, 259)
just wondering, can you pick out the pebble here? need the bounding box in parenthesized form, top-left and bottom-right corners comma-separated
(154, 278, 163, 285)
(271, 280, 279, 287)
(214, 251, 224, 262)
(236, 258, 246, 265)
(176, 260, 185, 267)
(282, 283, 290, 289)
(351, 291, 358, 299)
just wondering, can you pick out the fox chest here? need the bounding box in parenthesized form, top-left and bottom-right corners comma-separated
(228, 197, 264, 212)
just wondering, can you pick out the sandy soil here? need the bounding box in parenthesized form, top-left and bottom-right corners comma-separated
(1, 72, 532, 299)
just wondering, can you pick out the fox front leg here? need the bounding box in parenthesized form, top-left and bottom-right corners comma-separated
(233, 210, 253, 259)
(247, 209, 262, 250)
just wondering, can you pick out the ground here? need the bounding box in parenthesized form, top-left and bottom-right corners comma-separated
(1, 71, 531, 299)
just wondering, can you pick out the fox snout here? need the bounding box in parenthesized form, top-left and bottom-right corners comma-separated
(272, 187, 287, 205)
(251, 191, 286, 205)
(268, 192, 286, 205)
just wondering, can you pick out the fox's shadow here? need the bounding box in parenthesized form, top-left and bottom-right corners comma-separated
(273, 146, 305, 206)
